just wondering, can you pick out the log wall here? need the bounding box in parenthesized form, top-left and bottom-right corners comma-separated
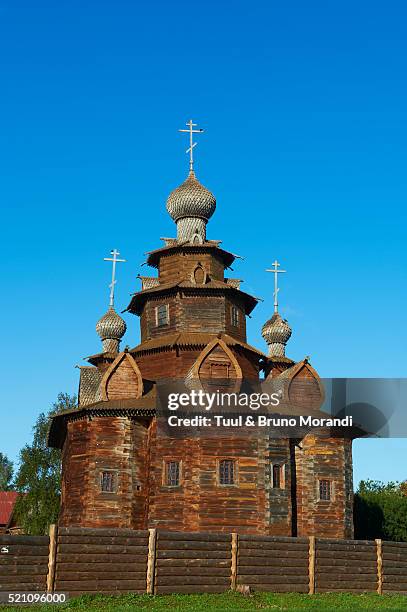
(1, 528, 407, 597)
(0, 535, 49, 592)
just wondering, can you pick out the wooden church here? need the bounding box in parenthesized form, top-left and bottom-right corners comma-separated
(48, 122, 354, 538)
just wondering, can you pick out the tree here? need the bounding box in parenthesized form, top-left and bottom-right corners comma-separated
(354, 479, 407, 542)
(13, 393, 77, 535)
(0, 452, 13, 491)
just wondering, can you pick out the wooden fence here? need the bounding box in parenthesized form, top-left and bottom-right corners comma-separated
(0, 528, 406, 596)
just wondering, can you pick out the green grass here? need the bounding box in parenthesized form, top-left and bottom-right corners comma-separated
(2, 592, 407, 612)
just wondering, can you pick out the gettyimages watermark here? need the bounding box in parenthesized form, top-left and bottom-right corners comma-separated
(156, 378, 407, 439)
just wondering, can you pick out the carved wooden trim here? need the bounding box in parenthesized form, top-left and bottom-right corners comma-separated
(188, 338, 243, 381)
(100, 352, 144, 401)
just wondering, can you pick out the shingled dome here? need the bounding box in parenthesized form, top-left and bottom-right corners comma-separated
(166, 171, 216, 222)
(96, 307, 126, 353)
(166, 171, 216, 243)
(262, 312, 292, 357)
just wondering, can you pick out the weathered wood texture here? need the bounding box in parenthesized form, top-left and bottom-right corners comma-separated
(154, 530, 231, 594)
(0, 535, 49, 592)
(237, 535, 309, 593)
(315, 539, 377, 593)
(54, 527, 149, 595)
(3, 530, 407, 596)
(382, 541, 407, 594)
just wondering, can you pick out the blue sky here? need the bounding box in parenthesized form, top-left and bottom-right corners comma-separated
(0, 0, 406, 487)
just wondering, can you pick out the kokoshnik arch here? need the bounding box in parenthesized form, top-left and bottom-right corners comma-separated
(48, 121, 354, 538)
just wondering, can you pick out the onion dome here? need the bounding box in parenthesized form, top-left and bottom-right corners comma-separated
(96, 306, 127, 353)
(166, 170, 216, 243)
(262, 312, 292, 357)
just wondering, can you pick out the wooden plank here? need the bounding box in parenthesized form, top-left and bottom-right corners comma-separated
(0, 546, 49, 556)
(157, 550, 230, 560)
(156, 541, 229, 551)
(58, 527, 148, 537)
(317, 587, 376, 593)
(157, 559, 230, 568)
(237, 583, 307, 593)
(155, 585, 228, 594)
(308, 536, 315, 595)
(156, 576, 229, 586)
(317, 551, 377, 561)
(0, 536, 49, 545)
(146, 528, 156, 595)
(47, 523, 58, 593)
(230, 532, 237, 591)
(238, 549, 307, 559)
(239, 535, 308, 543)
(0, 566, 48, 576)
(157, 531, 230, 542)
(239, 557, 308, 568)
(56, 579, 146, 589)
(239, 541, 309, 551)
(58, 544, 148, 554)
(56, 562, 147, 572)
(376, 538, 382, 595)
(315, 558, 376, 568)
(381, 541, 407, 548)
(55, 571, 146, 581)
(382, 552, 407, 561)
(316, 543, 375, 553)
(157, 567, 230, 577)
(0, 556, 49, 566)
(0, 583, 47, 592)
(56, 554, 147, 564)
(239, 567, 308, 576)
(58, 536, 148, 546)
(317, 579, 376, 589)
(237, 575, 308, 585)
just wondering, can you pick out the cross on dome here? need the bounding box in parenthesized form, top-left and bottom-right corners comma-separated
(104, 249, 126, 308)
(266, 260, 286, 313)
(179, 119, 204, 172)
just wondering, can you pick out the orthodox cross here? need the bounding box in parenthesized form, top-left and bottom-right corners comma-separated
(179, 119, 204, 172)
(104, 249, 126, 308)
(266, 260, 286, 313)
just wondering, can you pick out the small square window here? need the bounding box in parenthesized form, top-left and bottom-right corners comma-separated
(100, 471, 115, 493)
(219, 459, 235, 485)
(156, 304, 169, 327)
(165, 461, 180, 487)
(319, 479, 331, 501)
(231, 306, 239, 327)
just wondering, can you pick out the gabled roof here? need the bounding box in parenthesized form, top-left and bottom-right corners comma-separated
(0, 492, 18, 526)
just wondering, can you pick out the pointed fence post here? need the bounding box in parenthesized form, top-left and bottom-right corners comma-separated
(231, 532, 238, 590)
(308, 536, 316, 594)
(46, 524, 58, 593)
(376, 538, 383, 595)
(147, 528, 157, 594)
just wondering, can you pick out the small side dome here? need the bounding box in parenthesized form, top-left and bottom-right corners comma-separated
(262, 312, 292, 357)
(96, 307, 126, 353)
(166, 171, 216, 223)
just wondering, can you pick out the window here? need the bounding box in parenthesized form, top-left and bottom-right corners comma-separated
(156, 304, 169, 327)
(272, 464, 281, 488)
(165, 461, 180, 487)
(319, 479, 331, 501)
(219, 459, 235, 485)
(100, 471, 115, 493)
(231, 306, 239, 327)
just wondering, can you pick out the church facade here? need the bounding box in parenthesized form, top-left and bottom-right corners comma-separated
(48, 125, 354, 538)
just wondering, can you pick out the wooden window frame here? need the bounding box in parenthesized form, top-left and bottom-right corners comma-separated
(231, 305, 239, 327)
(317, 478, 334, 502)
(271, 463, 286, 489)
(217, 458, 238, 487)
(162, 459, 182, 488)
(99, 469, 118, 494)
(155, 303, 169, 327)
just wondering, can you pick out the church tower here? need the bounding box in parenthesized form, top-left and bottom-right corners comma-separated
(48, 120, 353, 538)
